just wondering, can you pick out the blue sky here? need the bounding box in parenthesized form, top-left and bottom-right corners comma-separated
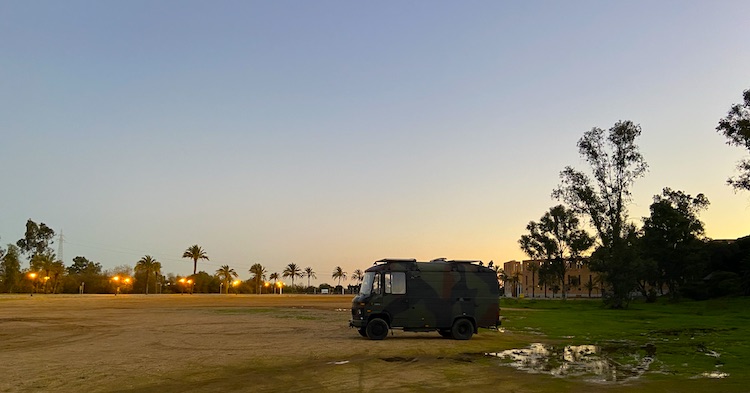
(1, 1, 749, 283)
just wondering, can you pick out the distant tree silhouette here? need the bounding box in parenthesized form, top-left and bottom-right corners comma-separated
(249, 263, 266, 294)
(216, 265, 238, 294)
(304, 267, 316, 289)
(182, 245, 209, 275)
(135, 255, 161, 295)
(282, 263, 303, 289)
(716, 87, 750, 191)
(332, 266, 347, 292)
(519, 205, 594, 299)
(553, 121, 648, 308)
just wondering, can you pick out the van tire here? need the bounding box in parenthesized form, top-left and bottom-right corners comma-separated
(438, 329, 453, 338)
(366, 318, 389, 340)
(451, 319, 474, 340)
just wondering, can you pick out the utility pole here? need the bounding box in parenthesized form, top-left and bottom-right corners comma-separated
(58, 230, 64, 263)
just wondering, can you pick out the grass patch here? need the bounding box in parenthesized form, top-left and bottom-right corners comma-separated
(499, 297, 750, 381)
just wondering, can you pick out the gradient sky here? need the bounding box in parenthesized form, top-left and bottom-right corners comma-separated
(2, 1, 749, 285)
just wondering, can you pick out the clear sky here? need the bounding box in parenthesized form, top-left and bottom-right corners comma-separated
(1, 1, 749, 285)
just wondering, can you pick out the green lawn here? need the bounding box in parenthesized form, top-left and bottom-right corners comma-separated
(498, 297, 750, 387)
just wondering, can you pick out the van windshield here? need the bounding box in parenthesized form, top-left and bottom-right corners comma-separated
(359, 272, 377, 295)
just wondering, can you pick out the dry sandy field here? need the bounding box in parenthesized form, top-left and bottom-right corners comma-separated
(0, 294, 706, 393)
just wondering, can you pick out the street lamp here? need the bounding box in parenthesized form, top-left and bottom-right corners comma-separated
(112, 276, 121, 296)
(187, 279, 193, 294)
(28, 272, 37, 296)
(264, 281, 270, 294)
(277, 281, 283, 295)
(232, 280, 241, 295)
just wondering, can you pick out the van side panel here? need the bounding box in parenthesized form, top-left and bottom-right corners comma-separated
(368, 261, 499, 330)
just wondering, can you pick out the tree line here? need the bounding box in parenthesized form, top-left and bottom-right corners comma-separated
(515, 87, 750, 308)
(0, 226, 365, 295)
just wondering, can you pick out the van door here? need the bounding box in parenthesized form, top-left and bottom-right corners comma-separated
(383, 272, 411, 327)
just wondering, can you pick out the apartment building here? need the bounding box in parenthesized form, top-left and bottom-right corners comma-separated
(502, 259, 602, 298)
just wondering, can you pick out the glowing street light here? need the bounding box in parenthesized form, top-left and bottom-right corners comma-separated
(28, 272, 37, 296)
(277, 281, 284, 295)
(111, 275, 126, 296)
(264, 281, 270, 295)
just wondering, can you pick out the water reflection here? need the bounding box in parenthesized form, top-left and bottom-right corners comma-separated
(697, 371, 729, 379)
(486, 343, 653, 382)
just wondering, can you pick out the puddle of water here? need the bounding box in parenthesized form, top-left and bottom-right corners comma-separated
(694, 371, 729, 379)
(327, 360, 350, 365)
(486, 343, 653, 382)
(380, 357, 417, 363)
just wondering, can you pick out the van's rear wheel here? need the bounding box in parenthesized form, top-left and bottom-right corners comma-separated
(438, 329, 453, 338)
(366, 318, 389, 340)
(451, 318, 474, 340)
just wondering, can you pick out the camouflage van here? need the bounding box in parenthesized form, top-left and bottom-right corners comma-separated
(349, 258, 500, 340)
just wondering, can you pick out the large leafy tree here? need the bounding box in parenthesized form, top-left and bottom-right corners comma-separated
(519, 205, 594, 299)
(716, 87, 750, 191)
(66, 256, 107, 294)
(215, 265, 238, 294)
(553, 120, 648, 308)
(67, 256, 103, 275)
(642, 188, 710, 298)
(0, 244, 22, 293)
(282, 263, 303, 289)
(249, 263, 267, 294)
(135, 255, 161, 295)
(182, 245, 209, 275)
(17, 219, 55, 258)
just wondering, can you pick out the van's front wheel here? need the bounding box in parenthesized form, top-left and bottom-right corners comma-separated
(451, 318, 474, 340)
(366, 318, 389, 340)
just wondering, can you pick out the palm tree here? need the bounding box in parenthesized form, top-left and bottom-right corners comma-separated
(50, 259, 65, 294)
(283, 263, 303, 290)
(30, 253, 56, 294)
(135, 255, 161, 295)
(527, 262, 539, 298)
(216, 265, 238, 294)
(249, 263, 266, 294)
(332, 266, 347, 293)
(304, 266, 316, 289)
(270, 272, 279, 294)
(182, 245, 209, 275)
(352, 269, 364, 282)
(153, 263, 163, 294)
(584, 275, 599, 298)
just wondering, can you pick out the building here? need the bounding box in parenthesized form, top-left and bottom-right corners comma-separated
(502, 259, 602, 298)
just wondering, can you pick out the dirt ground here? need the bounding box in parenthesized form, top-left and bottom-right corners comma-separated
(0, 294, 707, 393)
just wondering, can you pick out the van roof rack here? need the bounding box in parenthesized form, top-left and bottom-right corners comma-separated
(446, 260, 481, 264)
(375, 258, 417, 264)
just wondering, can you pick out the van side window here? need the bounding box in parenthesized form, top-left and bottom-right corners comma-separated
(373, 273, 381, 295)
(385, 272, 406, 295)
